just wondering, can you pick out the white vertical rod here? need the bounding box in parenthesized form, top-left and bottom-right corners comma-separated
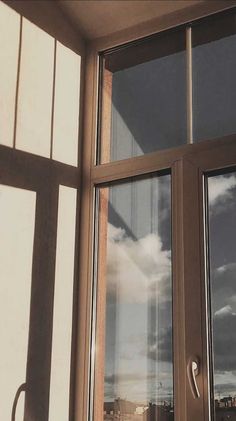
(186, 26, 193, 144)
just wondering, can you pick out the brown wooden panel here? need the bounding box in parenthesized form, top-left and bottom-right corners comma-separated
(91, 135, 236, 185)
(172, 158, 209, 421)
(91, 1, 236, 52)
(184, 142, 236, 421)
(186, 139, 236, 172)
(172, 160, 187, 421)
(181, 158, 207, 421)
(104, 27, 185, 73)
(99, 67, 112, 164)
(73, 48, 97, 421)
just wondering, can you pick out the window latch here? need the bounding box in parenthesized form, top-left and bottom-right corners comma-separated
(187, 357, 200, 399)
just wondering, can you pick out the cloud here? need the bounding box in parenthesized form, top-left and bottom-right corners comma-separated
(216, 265, 228, 274)
(104, 370, 173, 400)
(145, 327, 173, 363)
(214, 383, 236, 394)
(208, 174, 236, 207)
(212, 263, 236, 312)
(104, 217, 171, 403)
(213, 312, 236, 372)
(105, 372, 157, 385)
(215, 305, 236, 318)
(106, 223, 171, 304)
(208, 263, 236, 374)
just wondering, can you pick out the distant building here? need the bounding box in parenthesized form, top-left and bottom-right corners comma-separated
(143, 402, 174, 421)
(104, 398, 138, 417)
(104, 399, 174, 420)
(135, 405, 149, 415)
(214, 396, 236, 421)
(215, 396, 236, 408)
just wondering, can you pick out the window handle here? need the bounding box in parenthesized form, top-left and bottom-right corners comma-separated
(187, 357, 200, 399)
(11, 383, 26, 421)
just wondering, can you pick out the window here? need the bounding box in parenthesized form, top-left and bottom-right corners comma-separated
(94, 175, 173, 419)
(99, 29, 186, 163)
(1, 2, 236, 421)
(88, 8, 236, 421)
(98, 11, 236, 164)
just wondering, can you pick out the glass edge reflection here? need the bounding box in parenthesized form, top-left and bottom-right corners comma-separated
(203, 174, 215, 421)
(88, 187, 100, 421)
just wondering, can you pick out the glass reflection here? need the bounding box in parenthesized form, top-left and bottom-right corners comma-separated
(193, 13, 236, 141)
(97, 175, 173, 420)
(100, 30, 186, 163)
(207, 172, 236, 420)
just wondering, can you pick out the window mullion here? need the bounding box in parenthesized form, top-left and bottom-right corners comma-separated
(186, 26, 193, 145)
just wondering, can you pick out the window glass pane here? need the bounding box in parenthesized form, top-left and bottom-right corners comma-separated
(49, 186, 77, 420)
(100, 30, 186, 163)
(93, 175, 173, 420)
(193, 13, 236, 142)
(16, 18, 54, 157)
(0, 2, 20, 147)
(207, 171, 236, 419)
(52, 42, 81, 166)
(0, 185, 36, 420)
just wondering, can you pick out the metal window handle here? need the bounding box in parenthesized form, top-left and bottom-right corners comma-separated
(11, 383, 26, 421)
(187, 358, 200, 399)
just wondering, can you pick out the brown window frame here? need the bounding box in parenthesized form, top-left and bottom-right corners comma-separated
(78, 4, 236, 421)
(2, 1, 236, 421)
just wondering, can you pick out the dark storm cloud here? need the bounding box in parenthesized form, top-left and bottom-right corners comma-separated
(208, 174, 236, 269)
(211, 263, 236, 314)
(208, 174, 236, 210)
(105, 372, 157, 385)
(215, 383, 236, 394)
(158, 327, 173, 362)
(210, 263, 236, 372)
(111, 50, 186, 161)
(143, 326, 173, 363)
(213, 312, 236, 372)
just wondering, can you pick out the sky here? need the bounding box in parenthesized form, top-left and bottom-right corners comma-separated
(110, 49, 186, 162)
(109, 31, 236, 163)
(208, 172, 236, 400)
(101, 170, 236, 408)
(102, 175, 173, 405)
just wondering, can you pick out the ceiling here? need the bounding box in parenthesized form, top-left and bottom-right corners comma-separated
(58, 0, 204, 40)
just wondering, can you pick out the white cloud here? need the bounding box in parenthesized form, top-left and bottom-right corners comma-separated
(214, 304, 236, 318)
(208, 174, 236, 206)
(216, 265, 227, 274)
(107, 223, 171, 303)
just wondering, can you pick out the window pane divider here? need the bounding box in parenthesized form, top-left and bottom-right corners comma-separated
(186, 26, 193, 144)
(91, 135, 236, 185)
